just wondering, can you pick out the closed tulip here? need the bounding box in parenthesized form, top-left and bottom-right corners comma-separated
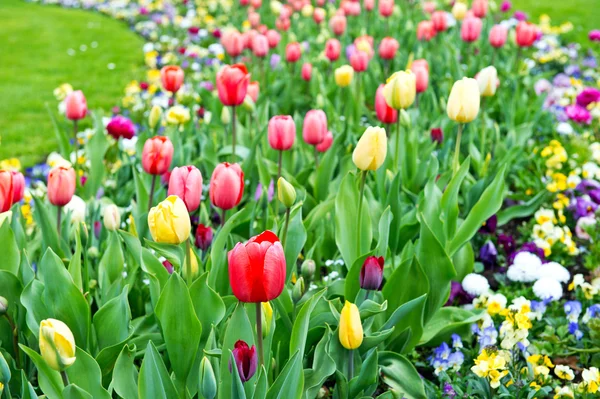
(229, 340, 258, 382)
(221, 29, 245, 57)
(148, 195, 191, 244)
(350, 50, 369, 72)
(39, 318, 76, 371)
(313, 7, 326, 24)
(461, 16, 482, 42)
(210, 162, 244, 210)
(266, 29, 281, 48)
(301, 63, 312, 81)
(489, 24, 508, 48)
(339, 301, 363, 350)
(286, 42, 302, 63)
(417, 20, 435, 41)
(102, 204, 120, 231)
(476, 66, 498, 97)
(302, 110, 328, 145)
(252, 34, 269, 57)
(383, 70, 416, 110)
(199, 357, 217, 399)
(316, 131, 333, 152)
(447, 78, 480, 123)
(325, 38, 341, 61)
(375, 84, 397, 124)
(379, 0, 393, 17)
(431, 11, 447, 32)
(330, 14, 346, 36)
(168, 165, 203, 212)
(451, 1, 467, 20)
(360, 256, 384, 290)
(378, 37, 399, 60)
(335, 65, 354, 87)
(160, 65, 184, 93)
(516, 21, 538, 47)
(411, 64, 429, 93)
(106, 115, 136, 140)
(228, 230, 286, 302)
(11, 171, 25, 204)
(247, 81, 259, 103)
(149, 105, 162, 129)
(65, 90, 87, 120)
(472, 0, 488, 18)
(352, 126, 387, 171)
(47, 166, 76, 207)
(268, 115, 296, 151)
(0, 171, 13, 213)
(411, 58, 429, 72)
(142, 136, 174, 175)
(277, 177, 296, 208)
(195, 223, 213, 251)
(217, 64, 251, 107)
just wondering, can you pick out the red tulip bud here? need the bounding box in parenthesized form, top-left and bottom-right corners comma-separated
(359, 256, 384, 290)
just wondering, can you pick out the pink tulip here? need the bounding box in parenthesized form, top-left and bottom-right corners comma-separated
(168, 165, 203, 212)
(350, 50, 369, 72)
(375, 84, 397, 124)
(0, 171, 13, 213)
(301, 63, 313, 81)
(313, 8, 325, 24)
(216, 64, 250, 107)
(266, 29, 281, 48)
(247, 82, 259, 102)
(461, 16, 483, 42)
(316, 131, 333, 152)
(268, 115, 296, 151)
(286, 42, 302, 63)
(210, 162, 244, 210)
(489, 25, 508, 48)
(11, 171, 25, 204)
(325, 39, 341, 61)
(330, 14, 347, 36)
(378, 37, 399, 60)
(472, 0, 488, 18)
(221, 30, 245, 57)
(250, 0, 261, 8)
(160, 65, 184, 93)
(379, 0, 393, 17)
(142, 136, 174, 176)
(248, 12, 260, 27)
(276, 17, 291, 31)
(431, 11, 447, 32)
(343, 1, 361, 16)
(106, 115, 136, 140)
(303, 110, 327, 145)
(516, 21, 538, 47)
(423, 1, 436, 13)
(417, 20, 435, 41)
(252, 34, 269, 57)
(65, 91, 87, 121)
(47, 166, 76, 207)
(411, 65, 429, 93)
(412, 59, 429, 72)
(364, 0, 375, 11)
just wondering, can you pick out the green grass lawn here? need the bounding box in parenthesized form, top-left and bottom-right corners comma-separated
(0, 0, 144, 168)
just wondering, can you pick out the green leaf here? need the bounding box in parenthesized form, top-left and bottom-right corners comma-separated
(290, 289, 325, 360)
(349, 349, 378, 399)
(497, 190, 550, 226)
(335, 173, 372, 269)
(20, 344, 64, 399)
(112, 344, 138, 399)
(33, 196, 64, 258)
(83, 115, 110, 199)
(155, 273, 202, 390)
(266, 351, 303, 399)
(190, 272, 226, 341)
(345, 253, 374, 304)
(138, 341, 179, 399)
(440, 157, 470, 240)
(282, 204, 307, 282)
(92, 286, 131, 350)
(359, 328, 395, 353)
(452, 241, 474, 282)
(375, 207, 393, 258)
(252, 367, 268, 399)
(378, 352, 426, 399)
(20, 369, 39, 399)
(303, 329, 336, 399)
(65, 347, 111, 399)
(98, 231, 125, 290)
(68, 229, 83, 290)
(230, 350, 247, 399)
(63, 385, 93, 399)
(314, 138, 339, 201)
(0, 221, 20, 275)
(419, 307, 484, 346)
(144, 239, 184, 270)
(381, 294, 426, 353)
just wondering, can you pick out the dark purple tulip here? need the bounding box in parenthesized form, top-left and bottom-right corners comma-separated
(479, 215, 497, 235)
(229, 340, 257, 382)
(479, 241, 497, 267)
(195, 223, 213, 251)
(431, 128, 443, 144)
(106, 115, 136, 140)
(162, 260, 174, 274)
(93, 220, 101, 239)
(360, 256, 384, 291)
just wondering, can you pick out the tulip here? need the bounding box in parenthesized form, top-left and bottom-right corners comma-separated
(375, 84, 397, 124)
(247, 81, 259, 103)
(301, 63, 312, 81)
(476, 66, 498, 97)
(383, 70, 416, 110)
(277, 177, 296, 208)
(316, 131, 333, 153)
(417, 20, 435, 41)
(209, 162, 244, 219)
(330, 14, 346, 36)
(461, 16, 482, 42)
(302, 110, 328, 149)
(516, 21, 538, 47)
(11, 171, 24, 204)
(216, 64, 250, 107)
(379, 0, 393, 17)
(47, 166, 76, 207)
(364, 0, 374, 11)
(431, 11, 447, 32)
(353, 127, 387, 171)
(500, 0, 511, 12)
(167, 165, 203, 212)
(447, 77, 480, 173)
(411, 64, 429, 93)
(339, 301, 363, 379)
(183, 244, 199, 281)
(39, 318, 76, 371)
(199, 357, 217, 399)
(0, 171, 13, 214)
(350, 50, 369, 72)
(489, 25, 508, 48)
(65, 90, 87, 121)
(149, 105, 162, 129)
(378, 37, 399, 60)
(252, 34, 269, 57)
(265, 29, 281, 48)
(65, 195, 86, 224)
(472, 0, 488, 18)
(268, 115, 296, 152)
(451, 1, 467, 20)
(431, 128, 443, 144)
(411, 58, 429, 72)
(195, 223, 213, 251)
(221, 29, 245, 57)
(142, 136, 174, 176)
(102, 204, 120, 231)
(360, 256, 384, 291)
(229, 340, 258, 382)
(148, 195, 191, 244)
(160, 65, 184, 94)
(335, 65, 354, 87)
(106, 115, 136, 140)
(325, 39, 341, 61)
(313, 8, 325, 24)
(286, 42, 302, 63)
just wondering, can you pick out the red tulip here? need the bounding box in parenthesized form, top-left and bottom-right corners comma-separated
(247, 81, 259, 102)
(359, 256, 384, 290)
(167, 165, 203, 212)
(210, 162, 244, 210)
(417, 20, 435, 41)
(472, 0, 488, 18)
(330, 14, 347, 36)
(47, 166, 76, 207)
(411, 65, 429, 93)
(252, 34, 269, 57)
(195, 223, 213, 251)
(106, 115, 136, 140)
(379, 0, 393, 17)
(268, 115, 296, 151)
(489, 24, 508, 48)
(350, 50, 369, 72)
(286, 42, 302, 63)
(461, 16, 483, 42)
(325, 39, 341, 61)
(228, 230, 286, 302)
(276, 17, 291, 32)
(142, 136, 174, 175)
(160, 65, 184, 93)
(250, 0, 261, 8)
(301, 63, 312, 81)
(248, 12, 260, 28)
(229, 340, 257, 382)
(516, 21, 538, 47)
(412, 58, 429, 72)
(0, 171, 13, 213)
(65, 90, 87, 121)
(431, 11, 447, 32)
(316, 131, 333, 152)
(375, 84, 397, 124)
(378, 37, 399, 60)
(302, 110, 327, 145)
(431, 128, 443, 144)
(266, 29, 281, 48)
(11, 171, 25, 204)
(217, 64, 251, 106)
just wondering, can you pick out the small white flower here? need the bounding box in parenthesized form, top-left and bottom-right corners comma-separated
(533, 277, 563, 301)
(556, 122, 573, 135)
(462, 273, 490, 296)
(64, 195, 87, 224)
(536, 262, 570, 283)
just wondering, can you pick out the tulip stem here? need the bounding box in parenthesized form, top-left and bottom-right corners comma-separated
(221, 209, 226, 226)
(57, 206, 62, 237)
(185, 239, 192, 286)
(255, 303, 264, 367)
(395, 118, 401, 172)
(277, 150, 283, 181)
(348, 349, 354, 380)
(364, 290, 370, 301)
(231, 106, 237, 163)
(61, 370, 70, 387)
(281, 208, 291, 248)
(453, 124, 464, 174)
(73, 120, 78, 178)
(314, 146, 319, 168)
(4, 313, 21, 369)
(148, 174, 157, 213)
(480, 97, 487, 160)
(356, 171, 367, 252)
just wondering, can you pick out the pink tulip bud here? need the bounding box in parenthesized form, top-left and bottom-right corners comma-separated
(431, 11, 447, 32)
(350, 50, 369, 72)
(248, 12, 260, 28)
(65, 91, 87, 121)
(106, 115, 136, 140)
(364, 0, 375, 11)
(221, 30, 245, 57)
(375, 84, 397, 124)
(313, 8, 325, 24)
(168, 165, 203, 212)
(266, 29, 281, 48)
(378, 37, 399, 60)
(412, 58, 429, 72)
(330, 15, 347, 36)
(316, 131, 333, 152)
(417, 20, 435, 41)
(11, 171, 25, 204)
(0, 171, 14, 213)
(286, 42, 302, 63)
(160, 65, 184, 93)
(252, 34, 269, 57)
(301, 63, 313, 81)
(47, 166, 76, 207)
(489, 24, 508, 48)
(303, 110, 328, 146)
(472, 0, 488, 18)
(325, 39, 341, 61)
(217, 64, 250, 107)
(142, 136, 174, 176)
(276, 17, 291, 31)
(379, 0, 393, 17)
(423, 1, 436, 13)
(461, 16, 483, 43)
(210, 162, 244, 211)
(268, 115, 296, 151)
(411, 65, 429, 93)
(247, 81, 259, 102)
(250, 0, 261, 8)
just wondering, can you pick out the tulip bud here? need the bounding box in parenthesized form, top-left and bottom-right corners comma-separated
(262, 301, 273, 337)
(431, 128, 444, 144)
(277, 177, 296, 208)
(168, 165, 203, 212)
(229, 340, 258, 382)
(221, 106, 231, 124)
(148, 196, 191, 244)
(65, 90, 87, 121)
(447, 77, 480, 123)
(142, 136, 174, 176)
(476, 66, 498, 97)
(102, 204, 120, 231)
(334, 65, 354, 88)
(383, 71, 416, 110)
(301, 259, 316, 281)
(339, 301, 363, 350)
(149, 105, 162, 129)
(160, 65, 184, 93)
(400, 109, 411, 128)
(0, 351, 9, 392)
(183, 245, 199, 281)
(47, 166, 76, 207)
(0, 297, 8, 316)
(452, 1, 467, 20)
(210, 163, 245, 211)
(195, 223, 213, 251)
(292, 277, 305, 303)
(217, 64, 251, 107)
(199, 357, 217, 399)
(359, 256, 384, 290)
(39, 318, 76, 371)
(352, 126, 387, 171)
(88, 246, 99, 259)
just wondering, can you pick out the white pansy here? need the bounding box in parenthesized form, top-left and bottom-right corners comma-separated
(462, 273, 490, 296)
(533, 277, 563, 301)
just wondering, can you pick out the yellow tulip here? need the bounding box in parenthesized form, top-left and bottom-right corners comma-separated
(335, 65, 354, 88)
(39, 319, 76, 371)
(183, 245, 199, 280)
(447, 77, 480, 123)
(148, 195, 191, 244)
(352, 126, 387, 171)
(149, 105, 162, 129)
(262, 302, 273, 337)
(339, 301, 363, 350)
(383, 71, 416, 110)
(166, 105, 191, 125)
(452, 1, 468, 21)
(476, 66, 498, 97)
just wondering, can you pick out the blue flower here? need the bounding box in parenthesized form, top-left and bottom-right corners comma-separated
(451, 334, 463, 349)
(564, 300, 582, 322)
